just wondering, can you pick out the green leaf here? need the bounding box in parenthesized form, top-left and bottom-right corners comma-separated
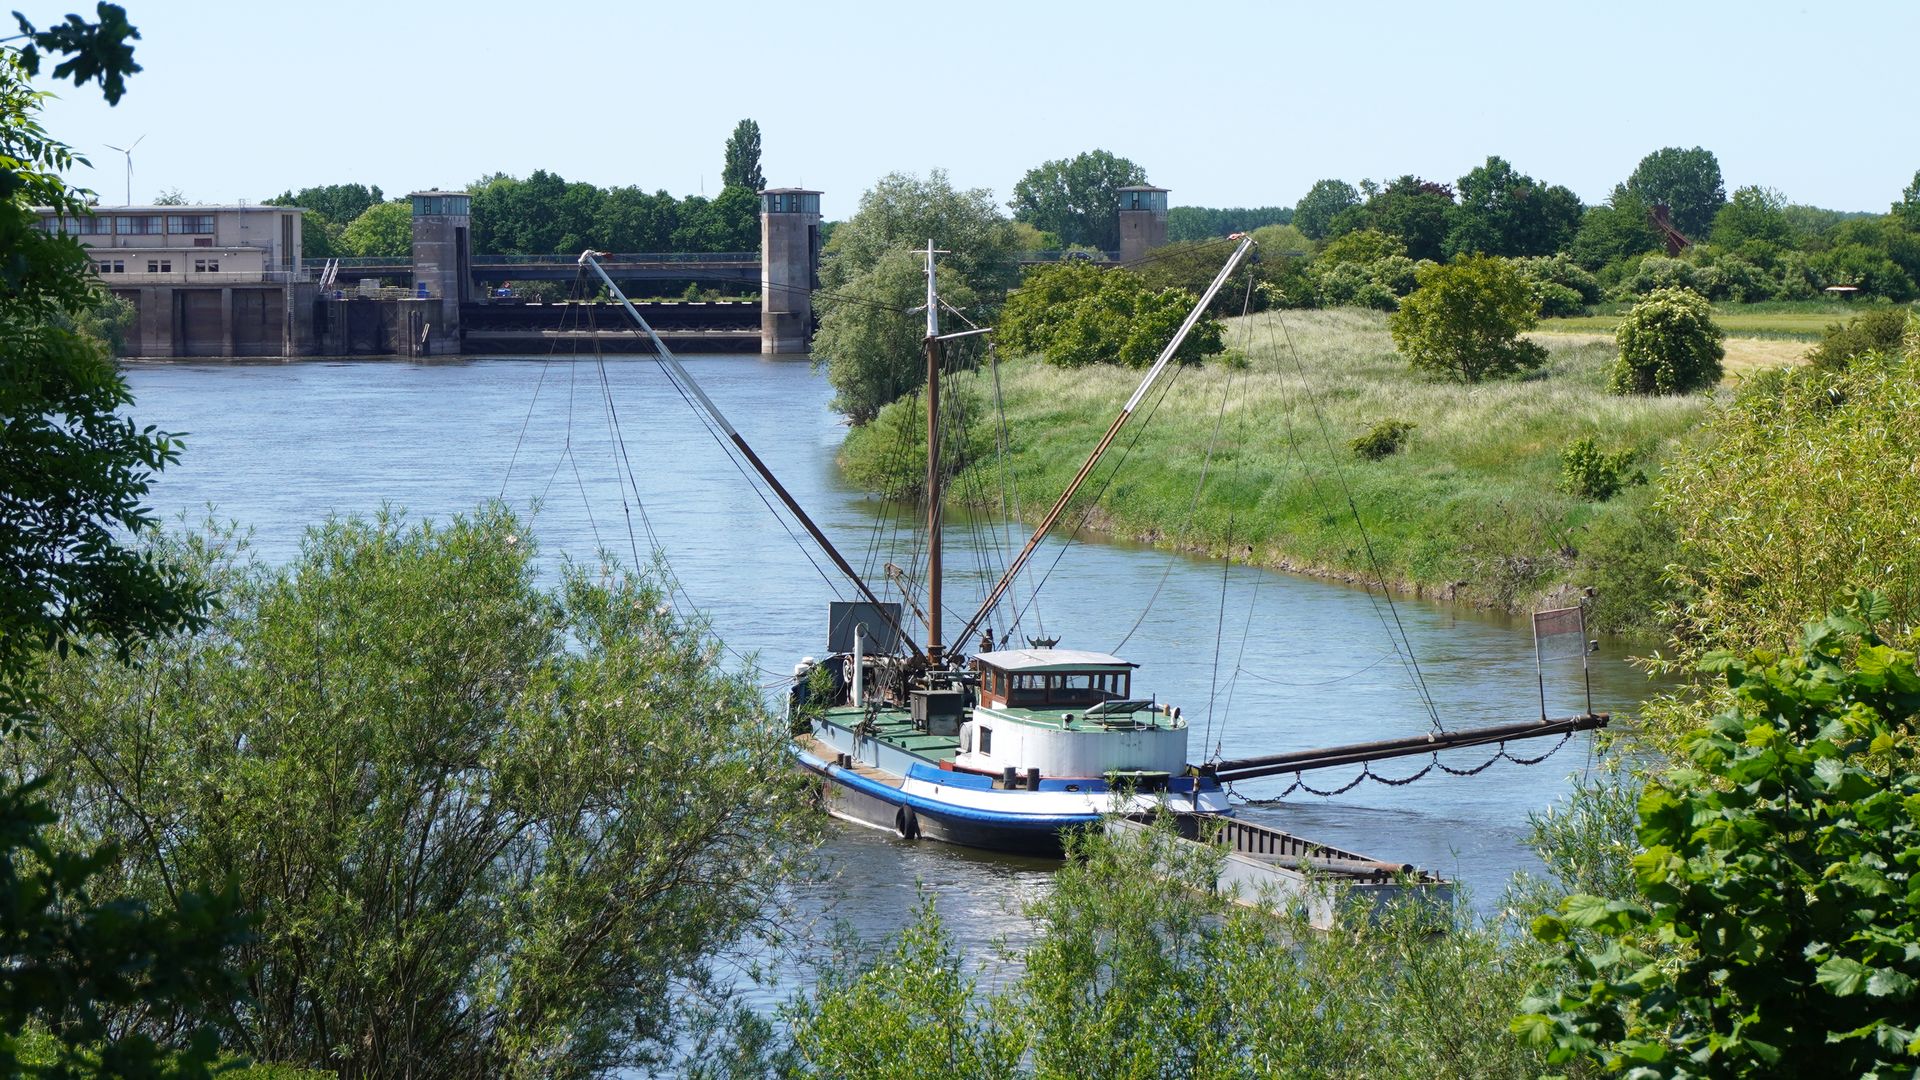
(1867, 968, 1915, 998)
(1818, 956, 1873, 997)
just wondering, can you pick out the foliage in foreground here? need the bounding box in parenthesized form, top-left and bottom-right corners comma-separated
(25, 507, 821, 1077)
(1520, 596, 1920, 1076)
(2, 11, 256, 1075)
(784, 817, 1558, 1079)
(1389, 254, 1547, 382)
(1610, 286, 1724, 395)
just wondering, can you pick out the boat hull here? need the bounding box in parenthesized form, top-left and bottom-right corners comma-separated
(793, 742, 1229, 858)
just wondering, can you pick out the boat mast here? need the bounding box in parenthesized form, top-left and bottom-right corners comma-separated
(578, 250, 924, 662)
(923, 240, 944, 667)
(953, 234, 1257, 652)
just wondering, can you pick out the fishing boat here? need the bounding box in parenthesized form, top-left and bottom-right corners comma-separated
(577, 239, 1608, 857)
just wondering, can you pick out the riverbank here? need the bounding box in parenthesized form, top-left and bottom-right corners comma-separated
(932, 308, 1770, 622)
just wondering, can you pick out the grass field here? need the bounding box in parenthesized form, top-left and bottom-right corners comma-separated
(948, 309, 1712, 613)
(1538, 299, 1888, 340)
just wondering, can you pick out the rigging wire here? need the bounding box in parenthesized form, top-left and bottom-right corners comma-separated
(1261, 309, 1446, 732)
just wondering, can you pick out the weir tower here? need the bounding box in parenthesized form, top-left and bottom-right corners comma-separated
(409, 190, 470, 356)
(760, 187, 821, 355)
(1117, 185, 1169, 264)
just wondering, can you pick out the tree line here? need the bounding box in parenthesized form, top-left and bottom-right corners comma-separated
(265, 119, 769, 261)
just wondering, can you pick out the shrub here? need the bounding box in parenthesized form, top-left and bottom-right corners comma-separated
(1574, 499, 1681, 636)
(1559, 437, 1642, 501)
(30, 508, 822, 1075)
(1807, 305, 1913, 370)
(1388, 254, 1547, 382)
(1517, 597, 1920, 1076)
(1000, 262, 1224, 368)
(839, 384, 992, 498)
(1609, 286, 1724, 395)
(1350, 418, 1416, 460)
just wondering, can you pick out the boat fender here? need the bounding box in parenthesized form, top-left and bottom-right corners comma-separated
(894, 806, 920, 840)
(1173, 706, 1182, 721)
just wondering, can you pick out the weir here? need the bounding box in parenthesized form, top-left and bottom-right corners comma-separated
(60, 184, 1179, 360)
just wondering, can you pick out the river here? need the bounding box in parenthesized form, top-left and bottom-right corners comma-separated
(124, 352, 1655, 1003)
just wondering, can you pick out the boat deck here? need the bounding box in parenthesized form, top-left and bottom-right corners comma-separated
(798, 734, 904, 788)
(824, 706, 960, 762)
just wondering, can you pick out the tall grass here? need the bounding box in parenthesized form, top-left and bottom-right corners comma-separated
(950, 308, 1709, 613)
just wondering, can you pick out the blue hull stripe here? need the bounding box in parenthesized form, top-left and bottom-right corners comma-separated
(794, 747, 1098, 831)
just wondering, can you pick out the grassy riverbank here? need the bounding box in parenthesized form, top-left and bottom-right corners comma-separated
(943, 309, 1724, 617)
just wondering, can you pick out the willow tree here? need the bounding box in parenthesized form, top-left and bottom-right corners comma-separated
(29, 507, 822, 1077)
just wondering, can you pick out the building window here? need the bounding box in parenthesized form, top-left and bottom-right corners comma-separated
(145, 259, 171, 273)
(115, 215, 162, 235)
(94, 260, 124, 274)
(193, 258, 219, 273)
(167, 214, 214, 235)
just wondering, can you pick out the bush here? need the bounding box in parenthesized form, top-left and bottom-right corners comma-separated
(1559, 437, 1642, 501)
(1574, 499, 1680, 636)
(31, 508, 822, 1076)
(1000, 262, 1223, 369)
(1350, 418, 1416, 460)
(1609, 286, 1724, 395)
(838, 384, 993, 498)
(1518, 598, 1920, 1076)
(1388, 254, 1547, 382)
(1656, 349, 1920, 656)
(1807, 305, 1913, 370)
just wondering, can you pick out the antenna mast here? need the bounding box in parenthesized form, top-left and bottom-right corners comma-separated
(577, 250, 924, 662)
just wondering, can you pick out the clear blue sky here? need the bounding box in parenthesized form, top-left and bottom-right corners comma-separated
(32, 0, 1920, 218)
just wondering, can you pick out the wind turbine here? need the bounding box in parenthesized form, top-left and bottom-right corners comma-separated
(102, 134, 145, 205)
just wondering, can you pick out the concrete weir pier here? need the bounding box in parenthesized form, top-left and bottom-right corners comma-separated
(39, 185, 827, 359)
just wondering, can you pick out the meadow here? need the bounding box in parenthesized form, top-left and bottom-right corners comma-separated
(1538, 299, 1864, 340)
(942, 308, 1761, 616)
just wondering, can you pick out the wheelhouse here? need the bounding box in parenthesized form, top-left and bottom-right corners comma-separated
(973, 648, 1138, 711)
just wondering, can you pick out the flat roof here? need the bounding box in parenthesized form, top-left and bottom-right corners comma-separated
(974, 648, 1137, 672)
(35, 204, 304, 214)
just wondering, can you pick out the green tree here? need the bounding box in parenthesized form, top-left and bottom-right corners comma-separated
(1444, 155, 1583, 259)
(1008, 149, 1146, 252)
(1343, 175, 1455, 262)
(1518, 597, 1920, 1077)
(1625, 146, 1726, 240)
(1610, 285, 1723, 394)
(999, 262, 1223, 369)
(1568, 186, 1663, 270)
(338, 198, 411, 258)
(1711, 184, 1791, 249)
(1388, 254, 1546, 381)
(814, 249, 977, 423)
(1896, 169, 1920, 230)
(821, 169, 1017, 299)
(1292, 178, 1359, 241)
(785, 899, 1021, 1078)
(1164, 205, 1290, 242)
(1, 7, 249, 1074)
(264, 182, 382, 226)
(30, 507, 822, 1077)
(721, 118, 764, 192)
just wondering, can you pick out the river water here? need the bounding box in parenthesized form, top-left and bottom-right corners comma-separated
(124, 352, 1654, 1000)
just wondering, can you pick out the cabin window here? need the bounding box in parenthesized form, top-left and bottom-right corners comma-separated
(978, 726, 992, 756)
